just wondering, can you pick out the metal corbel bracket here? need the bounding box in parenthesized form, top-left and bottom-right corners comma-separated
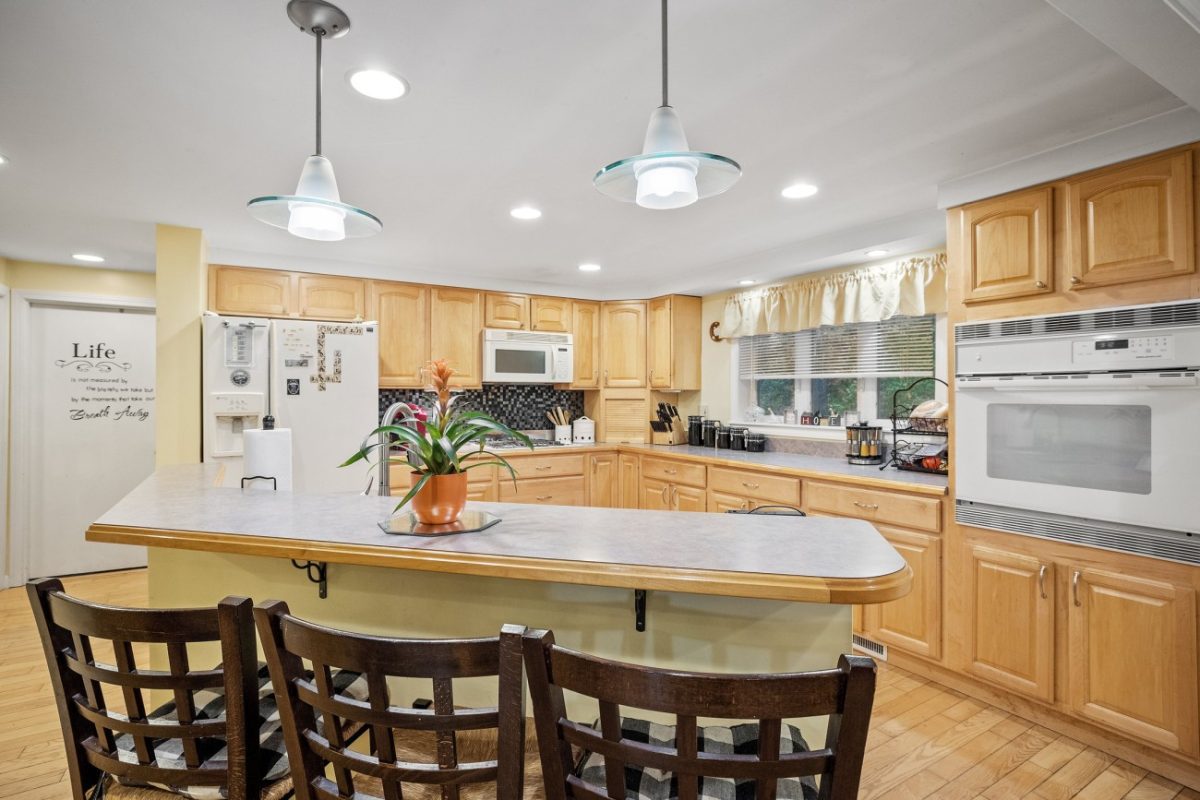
(291, 560, 328, 599)
(634, 589, 648, 632)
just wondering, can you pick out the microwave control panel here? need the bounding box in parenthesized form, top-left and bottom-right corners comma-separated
(1072, 335, 1174, 365)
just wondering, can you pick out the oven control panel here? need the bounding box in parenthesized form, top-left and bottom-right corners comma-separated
(1072, 335, 1174, 365)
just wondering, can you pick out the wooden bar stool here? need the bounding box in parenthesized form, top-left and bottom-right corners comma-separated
(26, 578, 295, 800)
(255, 601, 537, 800)
(522, 629, 877, 800)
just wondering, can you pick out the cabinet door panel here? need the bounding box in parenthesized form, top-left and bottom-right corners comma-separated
(874, 528, 941, 659)
(618, 454, 640, 509)
(641, 477, 672, 511)
(1068, 151, 1194, 289)
(297, 275, 366, 320)
(211, 267, 293, 317)
(531, 297, 572, 333)
(466, 483, 497, 502)
(484, 293, 529, 330)
(500, 475, 585, 506)
(588, 453, 618, 507)
(647, 296, 673, 389)
(571, 301, 601, 389)
(370, 281, 428, 388)
(962, 187, 1054, 303)
(430, 288, 483, 387)
(601, 302, 646, 387)
(1068, 568, 1198, 757)
(966, 546, 1055, 702)
(707, 490, 750, 513)
(673, 484, 707, 513)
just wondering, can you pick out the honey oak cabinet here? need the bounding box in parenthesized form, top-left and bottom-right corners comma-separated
(961, 187, 1054, 304)
(430, 288, 484, 387)
(296, 275, 366, 320)
(210, 266, 294, 317)
(964, 545, 1055, 702)
(647, 295, 702, 390)
(642, 477, 706, 512)
(466, 483, 498, 502)
(707, 490, 753, 513)
(1067, 150, 1195, 290)
(571, 301, 601, 389)
(531, 297, 572, 333)
(618, 454, 640, 509)
(484, 292, 529, 330)
(867, 527, 942, 660)
(588, 452, 619, 508)
(500, 475, 586, 506)
(368, 281, 429, 388)
(600, 301, 647, 387)
(1067, 567, 1199, 758)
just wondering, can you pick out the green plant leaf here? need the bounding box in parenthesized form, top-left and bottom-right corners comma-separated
(392, 471, 431, 512)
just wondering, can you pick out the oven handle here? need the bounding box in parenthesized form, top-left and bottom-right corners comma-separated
(956, 374, 1198, 391)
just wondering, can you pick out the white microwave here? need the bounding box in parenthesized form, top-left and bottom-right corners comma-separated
(483, 328, 573, 384)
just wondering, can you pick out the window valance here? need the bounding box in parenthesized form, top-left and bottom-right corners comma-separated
(722, 252, 947, 338)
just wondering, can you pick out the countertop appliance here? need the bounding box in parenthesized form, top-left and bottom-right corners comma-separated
(954, 299, 1200, 564)
(203, 314, 379, 494)
(483, 328, 572, 384)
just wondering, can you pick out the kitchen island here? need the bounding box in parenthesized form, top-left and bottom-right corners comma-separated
(88, 464, 910, 730)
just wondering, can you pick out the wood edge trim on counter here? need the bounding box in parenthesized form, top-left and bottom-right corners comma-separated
(85, 523, 913, 605)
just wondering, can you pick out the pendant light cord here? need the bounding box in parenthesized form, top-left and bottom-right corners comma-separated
(660, 0, 668, 107)
(314, 26, 326, 156)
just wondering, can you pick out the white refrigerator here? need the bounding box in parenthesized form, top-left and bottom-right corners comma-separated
(203, 315, 379, 495)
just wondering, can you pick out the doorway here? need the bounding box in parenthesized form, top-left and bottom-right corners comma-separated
(12, 292, 156, 580)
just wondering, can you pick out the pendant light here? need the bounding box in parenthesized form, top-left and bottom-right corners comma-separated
(593, 0, 741, 210)
(247, 0, 382, 241)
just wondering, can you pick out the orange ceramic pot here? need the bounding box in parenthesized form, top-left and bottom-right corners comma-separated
(410, 472, 468, 525)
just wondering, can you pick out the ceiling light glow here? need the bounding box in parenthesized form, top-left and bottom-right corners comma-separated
(781, 182, 819, 199)
(510, 206, 542, 220)
(578, 263, 602, 272)
(348, 69, 409, 100)
(865, 249, 889, 257)
(0, 154, 8, 166)
(738, 279, 756, 285)
(72, 253, 105, 263)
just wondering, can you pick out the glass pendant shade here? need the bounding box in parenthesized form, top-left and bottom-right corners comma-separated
(247, 155, 381, 240)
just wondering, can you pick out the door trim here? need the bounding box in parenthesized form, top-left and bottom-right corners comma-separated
(7, 290, 155, 586)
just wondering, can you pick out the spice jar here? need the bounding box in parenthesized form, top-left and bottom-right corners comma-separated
(845, 423, 883, 465)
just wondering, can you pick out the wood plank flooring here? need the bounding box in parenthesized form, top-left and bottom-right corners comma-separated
(1, 569, 1193, 799)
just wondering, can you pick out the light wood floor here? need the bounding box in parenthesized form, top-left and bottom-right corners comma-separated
(2, 570, 1195, 800)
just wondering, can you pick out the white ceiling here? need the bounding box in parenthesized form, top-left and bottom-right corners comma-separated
(0, 0, 1190, 298)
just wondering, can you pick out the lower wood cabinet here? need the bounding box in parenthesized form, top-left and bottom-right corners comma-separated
(708, 490, 753, 513)
(965, 544, 1055, 702)
(673, 484, 706, 513)
(587, 452, 619, 507)
(864, 527, 942, 660)
(1067, 567, 1199, 758)
(642, 477, 706, 512)
(618, 454, 640, 509)
(466, 482, 497, 502)
(500, 475, 585, 506)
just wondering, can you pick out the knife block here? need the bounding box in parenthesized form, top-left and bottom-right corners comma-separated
(651, 428, 688, 446)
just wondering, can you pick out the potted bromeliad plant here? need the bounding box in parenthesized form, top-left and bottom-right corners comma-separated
(344, 359, 533, 525)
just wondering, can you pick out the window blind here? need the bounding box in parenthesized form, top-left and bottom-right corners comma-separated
(738, 315, 935, 380)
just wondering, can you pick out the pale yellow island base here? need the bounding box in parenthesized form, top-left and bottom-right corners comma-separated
(150, 548, 853, 741)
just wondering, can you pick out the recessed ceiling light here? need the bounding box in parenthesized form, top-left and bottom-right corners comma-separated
(347, 69, 409, 100)
(72, 253, 105, 263)
(781, 182, 818, 199)
(0, 154, 8, 166)
(510, 206, 542, 220)
(865, 249, 889, 257)
(578, 263, 602, 272)
(738, 279, 756, 285)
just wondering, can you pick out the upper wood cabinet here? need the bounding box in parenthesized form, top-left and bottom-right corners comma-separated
(430, 288, 484, 387)
(600, 301, 647, 388)
(484, 292, 529, 330)
(1067, 150, 1195, 290)
(571, 301, 601, 389)
(964, 545, 1055, 703)
(369, 281, 429, 388)
(647, 295, 701, 390)
(531, 297, 572, 332)
(210, 266, 294, 317)
(961, 187, 1054, 304)
(297, 275, 366, 321)
(1067, 567, 1198, 758)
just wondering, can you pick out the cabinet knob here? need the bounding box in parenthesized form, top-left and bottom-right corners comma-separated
(1035, 281, 1046, 289)
(1070, 276, 1082, 285)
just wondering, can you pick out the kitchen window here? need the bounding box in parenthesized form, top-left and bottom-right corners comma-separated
(734, 315, 939, 427)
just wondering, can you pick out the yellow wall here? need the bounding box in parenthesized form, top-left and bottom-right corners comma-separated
(154, 225, 207, 466)
(4, 259, 155, 297)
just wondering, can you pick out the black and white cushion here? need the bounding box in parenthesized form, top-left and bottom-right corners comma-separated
(112, 664, 367, 800)
(576, 717, 819, 800)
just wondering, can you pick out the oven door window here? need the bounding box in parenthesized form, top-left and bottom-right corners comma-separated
(986, 403, 1151, 494)
(495, 348, 547, 375)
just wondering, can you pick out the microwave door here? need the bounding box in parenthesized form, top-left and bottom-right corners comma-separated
(487, 341, 551, 382)
(955, 383, 1198, 534)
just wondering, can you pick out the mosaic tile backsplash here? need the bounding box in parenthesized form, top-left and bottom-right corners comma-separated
(378, 385, 586, 431)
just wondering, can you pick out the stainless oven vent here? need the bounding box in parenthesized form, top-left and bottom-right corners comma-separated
(956, 501, 1200, 566)
(956, 300, 1200, 342)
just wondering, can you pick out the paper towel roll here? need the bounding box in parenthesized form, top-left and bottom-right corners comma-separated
(243, 428, 293, 491)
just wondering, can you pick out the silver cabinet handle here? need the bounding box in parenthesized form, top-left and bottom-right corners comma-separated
(742, 482, 760, 489)
(671, 485, 679, 506)
(661, 484, 669, 504)
(664, 468, 677, 475)
(853, 501, 880, 510)
(535, 466, 553, 471)
(536, 495, 553, 501)
(1072, 570, 1082, 606)
(1038, 564, 1048, 600)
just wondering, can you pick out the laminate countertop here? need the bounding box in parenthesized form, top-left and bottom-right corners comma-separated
(88, 465, 912, 605)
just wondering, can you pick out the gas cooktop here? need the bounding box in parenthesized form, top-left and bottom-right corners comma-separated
(485, 435, 563, 449)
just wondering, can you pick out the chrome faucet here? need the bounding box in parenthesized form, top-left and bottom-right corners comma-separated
(376, 401, 408, 496)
